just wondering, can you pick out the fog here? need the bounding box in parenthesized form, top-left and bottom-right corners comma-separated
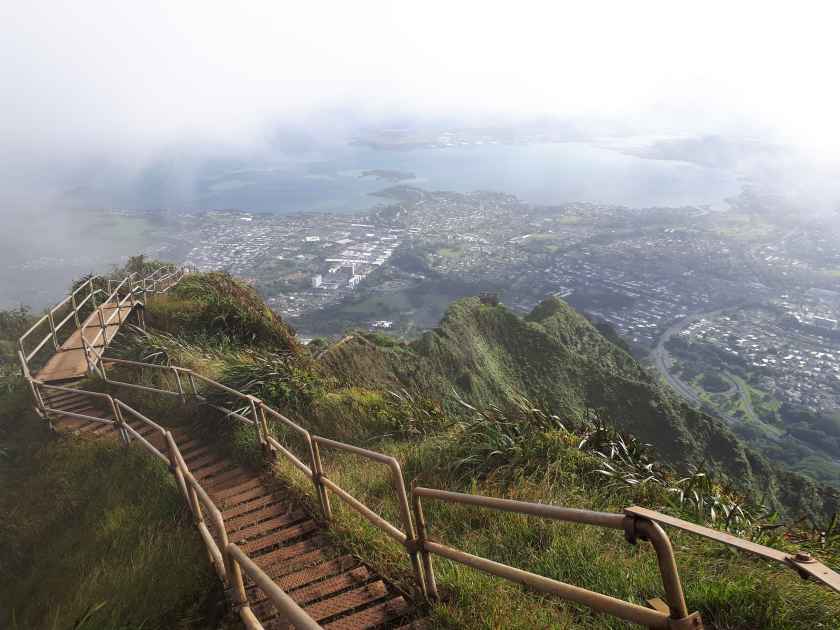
(2, 1, 840, 215)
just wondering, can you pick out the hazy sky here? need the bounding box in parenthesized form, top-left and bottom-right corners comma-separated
(2, 1, 840, 208)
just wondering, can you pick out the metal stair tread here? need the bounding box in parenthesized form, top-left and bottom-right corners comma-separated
(228, 511, 308, 543)
(226, 502, 297, 533)
(243, 520, 319, 555)
(251, 537, 329, 573)
(183, 451, 223, 471)
(204, 468, 254, 491)
(212, 476, 264, 501)
(300, 580, 389, 623)
(193, 459, 238, 480)
(216, 484, 271, 509)
(269, 555, 359, 594)
(323, 596, 412, 630)
(221, 492, 281, 520)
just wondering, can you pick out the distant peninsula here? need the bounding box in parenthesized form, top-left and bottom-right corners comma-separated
(359, 169, 415, 182)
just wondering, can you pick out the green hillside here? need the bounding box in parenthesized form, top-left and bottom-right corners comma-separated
(319, 296, 834, 518)
(117, 272, 839, 628)
(6, 270, 840, 629)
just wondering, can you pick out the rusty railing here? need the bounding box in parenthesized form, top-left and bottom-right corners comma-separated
(25, 374, 325, 629)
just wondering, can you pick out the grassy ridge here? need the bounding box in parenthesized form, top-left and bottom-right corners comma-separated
(319, 297, 835, 518)
(118, 273, 840, 629)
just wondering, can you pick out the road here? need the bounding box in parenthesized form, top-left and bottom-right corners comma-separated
(650, 307, 741, 423)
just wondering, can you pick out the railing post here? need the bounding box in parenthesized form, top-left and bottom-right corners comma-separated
(227, 546, 250, 611)
(70, 292, 81, 328)
(390, 463, 427, 597)
(258, 404, 275, 458)
(188, 372, 199, 396)
(411, 490, 439, 600)
(17, 340, 28, 377)
(109, 396, 130, 446)
(628, 517, 692, 623)
(48, 311, 59, 350)
(310, 438, 332, 522)
(20, 351, 48, 419)
(81, 337, 92, 375)
(249, 397, 266, 449)
(166, 431, 194, 516)
(90, 278, 98, 309)
(98, 305, 107, 343)
(173, 368, 186, 403)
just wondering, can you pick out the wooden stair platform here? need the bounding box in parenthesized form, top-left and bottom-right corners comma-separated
(46, 391, 424, 629)
(35, 302, 134, 383)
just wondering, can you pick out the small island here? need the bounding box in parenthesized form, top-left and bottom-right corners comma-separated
(359, 169, 415, 183)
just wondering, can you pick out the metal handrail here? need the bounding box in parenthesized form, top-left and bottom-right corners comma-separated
(19, 276, 106, 364)
(625, 506, 840, 593)
(93, 354, 840, 625)
(96, 357, 427, 593)
(25, 375, 319, 629)
(18, 266, 188, 375)
(410, 487, 692, 628)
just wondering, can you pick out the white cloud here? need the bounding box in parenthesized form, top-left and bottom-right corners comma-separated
(2, 1, 840, 165)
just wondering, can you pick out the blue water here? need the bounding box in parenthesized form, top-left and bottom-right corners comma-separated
(1, 141, 742, 309)
(196, 142, 741, 213)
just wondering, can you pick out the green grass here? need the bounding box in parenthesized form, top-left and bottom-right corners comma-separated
(0, 381, 222, 630)
(96, 279, 840, 629)
(263, 431, 840, 630)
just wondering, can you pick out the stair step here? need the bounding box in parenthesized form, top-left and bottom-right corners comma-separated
(302, 580, 388, 623)
(127, 421, 159, 437)
(274, 556, 358, 594)
(229, 511, 308, 543)
(323, 596, 412, 629)
(205, 468, 253, 491)
(184, 452, 223, 471)
(290, 566, 371, 606)
(227, 502, 294, 532)
(194, 460, 238, 481)
(244, 520, 319, 555)
(177, 440, 206, 455)
(86, 421, 118, 435)
(255, 539, 329, 575)
(217, 484, 270, 509)
(182, 445, 214, 464)
(213, 477, 263, 501)
(223, 493, 286, 520)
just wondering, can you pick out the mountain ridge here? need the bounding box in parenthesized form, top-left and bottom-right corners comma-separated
(318, 295, 833, 517)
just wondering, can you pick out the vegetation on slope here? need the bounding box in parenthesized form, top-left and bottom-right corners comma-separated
(0, 381, 221, 630)
(0, 291, 223, 630)
(111, 272, 840, 629)
(147, 271, 301, 353)
(319, 296, 836, 518)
